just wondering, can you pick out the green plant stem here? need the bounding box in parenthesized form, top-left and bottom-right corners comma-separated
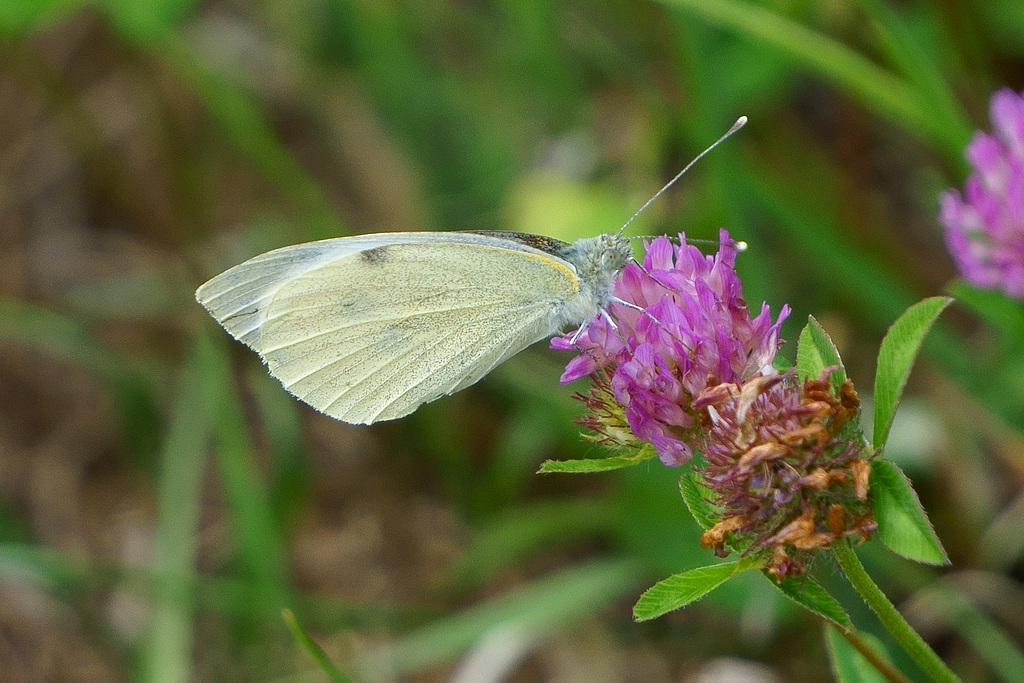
(831, 624, 913, 683)
(282, 609, 354, 683)
(832, 541, 961, 683)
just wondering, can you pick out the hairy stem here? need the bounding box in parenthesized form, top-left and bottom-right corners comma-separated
(832, 541, 961, 683)
(831, 623, 913, 683)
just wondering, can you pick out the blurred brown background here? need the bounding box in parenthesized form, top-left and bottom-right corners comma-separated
(1, 1, 1023, 681)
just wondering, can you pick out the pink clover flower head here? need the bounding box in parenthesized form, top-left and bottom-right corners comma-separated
(940, 87, 1024, 299)
(552, 229, 791, 466)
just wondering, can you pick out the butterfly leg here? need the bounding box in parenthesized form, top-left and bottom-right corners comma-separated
(568, 318, 590, 346)
(569, 306, 627, 347)
(608, 295, 691, 350)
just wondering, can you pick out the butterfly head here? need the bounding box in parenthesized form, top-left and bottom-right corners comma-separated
(557, 233, 632, 315)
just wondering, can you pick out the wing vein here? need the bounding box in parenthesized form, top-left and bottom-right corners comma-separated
(279, 337, 384, 391)
(321, 313, 473, 415)
(261, 299, 544, 354)
(263, 284, 513, 319)
(366, 313, 538, 422)
(322, 303, 543, 418)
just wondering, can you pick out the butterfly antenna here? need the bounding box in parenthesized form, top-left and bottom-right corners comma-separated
(627, 234, 748, 251)
(616, 116, 747, 237)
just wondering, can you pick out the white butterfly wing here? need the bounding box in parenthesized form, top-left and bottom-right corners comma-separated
(197, 234, 581, 424)
(197, 234, 451, 347)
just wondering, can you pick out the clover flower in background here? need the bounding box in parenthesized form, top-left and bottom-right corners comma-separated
(552, 229, 790, 466)
(692, 370, 875, 579)
(940, 87, 1024, 300)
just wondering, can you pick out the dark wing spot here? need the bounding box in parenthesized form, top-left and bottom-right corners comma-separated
(360, 246, 391, 264)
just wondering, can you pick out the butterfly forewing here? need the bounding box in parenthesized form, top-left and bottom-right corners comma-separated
(197, 237, 398, 347)
(206, 236, 582, 424)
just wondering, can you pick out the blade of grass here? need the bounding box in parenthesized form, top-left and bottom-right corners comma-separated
(0, 543, 92, 588)
(363, 558, 641, 676)
(195, 332, 288, 609)
(247, 366, 308, 530)
(742, 163, 970, 382)
(912, 584, 1024, 683)
(0, 543, 413, 632)
(338, 1, 517, 233)
(743, 169, 918, 325)
(851, 0, 972, 163)
(825, 625, 907, 683)
(282, 609, 355, 683)
(98, 0, 200, 42)
(656, 0, 946, 152)
(0, 0, 85, 35)
(157, 33, 345, 240)
(448, 499, 617, 589)
(142, 345, 211, 683)
(0, 298, 162, 454)
(0, 298, 154, 389)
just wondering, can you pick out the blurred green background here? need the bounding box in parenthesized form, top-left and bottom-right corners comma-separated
(1, 0, 1023, 681)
